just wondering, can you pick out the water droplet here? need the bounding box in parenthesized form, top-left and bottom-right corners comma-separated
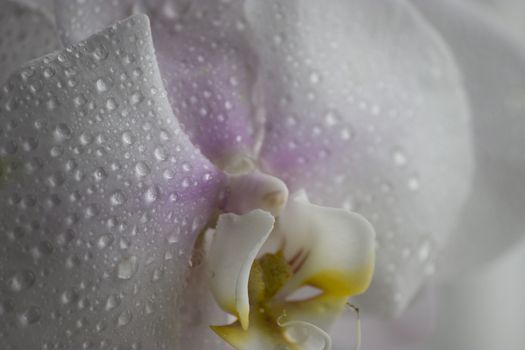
(144, 185, 160, 204)
(95, 78, 108, 92)
(43, 67, 55, 79)
(154, 147, 167, 161)
(418, 241, 430, 261)
(181, 162, 192, 172)
(121, 131, 135, 145)
(130, 92, 144, 105)
(163, 169, 175, 180)
(8, 270, 35, 292)
(97, 234, 114, 249)
(168, 192, 179, 202)
(392, 148, 408, 167)
(134, 161, 150, 177)
(229, 76, 239, 87)
(110, 191, 126, 206)
(324, 111, 339, 127)
(408, 175, 420, 191)
(18, 306, 41, 326)
(340, 127, 352, 140)
(91, 45, 109, 61)
(117, 310, 132, 327)
(105, 294, 121, 311)
(73, 95, 87, 107)
(79, 133, 93, 146)
(60, 289, 79, 305)
(309, 71, 321, 84)
(106, 98, 117, 111)
(117, 256, 138, 280)
(46, 98, 58, 110)
(93, 167, 107, 181)
(54, 123, 72, 143)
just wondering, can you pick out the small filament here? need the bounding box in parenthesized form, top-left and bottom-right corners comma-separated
(346, 303, 361, 350)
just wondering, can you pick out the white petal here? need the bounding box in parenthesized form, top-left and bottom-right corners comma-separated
(278, 194, 376, 298)
(412, 0, 525, 277)
(245, 0, 473, 316)
(208, 210, 275, 330)
(225, 170, 289, 216)
(0, 1, 58, 84)
(0, 15, 224, 349)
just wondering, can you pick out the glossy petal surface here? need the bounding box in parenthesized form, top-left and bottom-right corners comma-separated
(277, 194, 375, 299)
(412, 0, 525, 277)
(208, 210, 275, 330)
(0, 0, 58, 84)
(55, 0, 258, 162)
(245, 0, 474, 315)
(0, 15, 224, 349)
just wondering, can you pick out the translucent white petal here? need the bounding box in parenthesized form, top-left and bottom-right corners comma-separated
(277, 194, 375, 298)
(0, 0, 58, 84)
(224, 170, 289, 216)
(412, 0, 525, 277)
(208, 210, 275, 330)
(0, 15, 224, 349)
(245, 0, 473, 316)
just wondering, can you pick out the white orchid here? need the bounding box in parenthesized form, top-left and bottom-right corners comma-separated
(0, 1, 524, 349)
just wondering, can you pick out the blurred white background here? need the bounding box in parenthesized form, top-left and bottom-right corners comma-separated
(411, 2, 525, 349)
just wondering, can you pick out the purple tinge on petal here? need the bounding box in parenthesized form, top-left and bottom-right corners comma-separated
(55, 0, 258, 163)
(152, 16, 256, 162)
(245, 0, 473, 316)
(0, 15, 224, 349)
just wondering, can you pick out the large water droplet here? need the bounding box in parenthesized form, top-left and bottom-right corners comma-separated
(134, 161, 150, 177)
(144, 185, 160, 204)
(110, 190, 126, 206)
(392, 148, 408, 167)
(18, 306, 41, 326)
(95, 78, 109, 93)
(54, 123, 72, 143)
(117, 310, 132, 327)
(117, 256, 138, 280)
(408, 175, 420, 191)
(8, 270, 35, 292)
(121, 131, 135, 145)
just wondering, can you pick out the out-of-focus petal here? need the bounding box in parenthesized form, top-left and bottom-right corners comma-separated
(469, 0, 525, 46)
(55, 0, 258, 162)
(0, 0, 58, 84)
(330, 286, 435, 350)
(10, 0, 55, 21)
(0, 15, 224, 349)
(412, 0, 525, 277)
(245, 0, 474, 316)
(53, 0, 135, 45)
(208, 210, 275, 330)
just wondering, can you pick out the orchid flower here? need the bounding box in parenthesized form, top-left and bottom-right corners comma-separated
(1, 1, 525, 350)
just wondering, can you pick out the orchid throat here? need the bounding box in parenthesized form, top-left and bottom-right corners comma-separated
(198, 156, 376, 350)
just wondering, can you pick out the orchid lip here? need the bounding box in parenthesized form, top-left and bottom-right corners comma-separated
(205, 184, 375, 349)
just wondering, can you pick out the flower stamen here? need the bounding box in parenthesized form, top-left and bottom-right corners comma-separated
(346, 303, 361, 350)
